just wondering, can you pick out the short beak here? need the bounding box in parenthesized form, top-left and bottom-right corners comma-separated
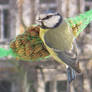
(36, 19, 42, 22)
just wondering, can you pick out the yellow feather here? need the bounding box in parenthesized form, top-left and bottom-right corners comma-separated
(39, 28, 65, 65)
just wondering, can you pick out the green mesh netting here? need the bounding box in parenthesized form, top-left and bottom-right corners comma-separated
(66, 9, 92, 36)
(0, 48, 15, 58)
(0, 47, 50, 61)
(0, 26, 50, 61)
(0, 10, 92, 60)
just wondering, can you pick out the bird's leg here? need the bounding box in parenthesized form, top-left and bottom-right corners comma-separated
(66, 65, 76, 83)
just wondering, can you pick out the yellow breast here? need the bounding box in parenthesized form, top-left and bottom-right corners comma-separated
(39, 28, 65, 65)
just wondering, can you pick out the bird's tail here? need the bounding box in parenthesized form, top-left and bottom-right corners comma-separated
(67, 66, 76, 83)
(56, 50, 81, 73)
(66, 10, 92, 37)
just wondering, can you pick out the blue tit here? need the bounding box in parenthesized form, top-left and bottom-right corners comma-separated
(37, 13, 81, 83)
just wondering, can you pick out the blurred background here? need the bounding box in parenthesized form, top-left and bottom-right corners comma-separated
(0, 0, 92, 92)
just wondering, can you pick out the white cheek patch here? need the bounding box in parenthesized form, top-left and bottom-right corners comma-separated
(43, 16, 61, 28)
(43, 20, 55, 28)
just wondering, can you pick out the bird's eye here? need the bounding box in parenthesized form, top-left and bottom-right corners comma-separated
(42, 15, 52, 20)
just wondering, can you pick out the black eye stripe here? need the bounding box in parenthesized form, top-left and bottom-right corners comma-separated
(39, 13, 63, 29)
(40, 15, 62, 29)
(42, 15, 52, 20)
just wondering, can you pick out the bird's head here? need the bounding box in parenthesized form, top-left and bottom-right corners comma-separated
(37, 13, 63, 29)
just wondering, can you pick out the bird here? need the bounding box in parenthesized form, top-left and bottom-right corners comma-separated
(37, 12, 81, 83)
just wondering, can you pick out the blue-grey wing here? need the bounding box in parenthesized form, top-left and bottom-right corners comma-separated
(54, 42, 81, 73)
